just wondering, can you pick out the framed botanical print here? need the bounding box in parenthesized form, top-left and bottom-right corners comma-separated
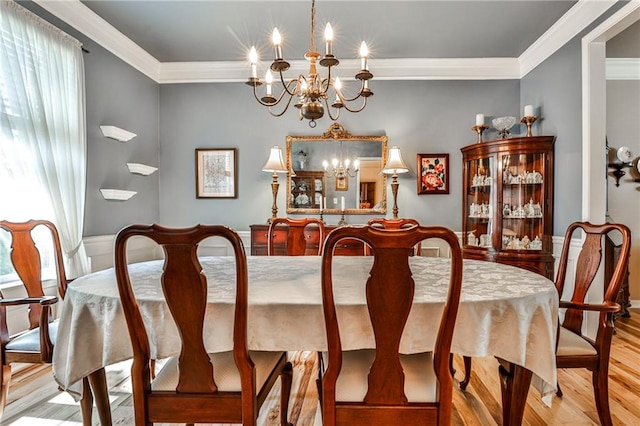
(417, 153, 449, 194)
(195, 148, 238, 198)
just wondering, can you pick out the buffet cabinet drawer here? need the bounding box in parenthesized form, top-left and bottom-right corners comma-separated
(250, 224, 365, 256)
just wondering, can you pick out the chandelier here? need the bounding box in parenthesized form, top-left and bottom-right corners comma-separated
(246, 0, 373, 128)
(322, 141, 359, 182)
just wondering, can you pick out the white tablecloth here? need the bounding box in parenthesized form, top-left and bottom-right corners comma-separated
(53, 256, 558, 400)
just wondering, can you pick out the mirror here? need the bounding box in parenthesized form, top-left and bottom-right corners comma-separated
(286, 123, 388, 215)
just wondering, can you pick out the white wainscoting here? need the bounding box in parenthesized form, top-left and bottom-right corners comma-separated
(83, 231, 252, 272)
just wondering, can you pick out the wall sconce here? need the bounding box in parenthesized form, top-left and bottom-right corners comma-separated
(262, 146, 288, 223)
(382, 146, 410, 219)
(608, 145, 634, 187)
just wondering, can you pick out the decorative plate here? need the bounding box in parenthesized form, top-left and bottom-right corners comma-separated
(616, 146, 633, 162)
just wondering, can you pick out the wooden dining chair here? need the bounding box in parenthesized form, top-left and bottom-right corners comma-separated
(554, 221, 631, 426)
(0, 220, 109, 424)
(365, 218, 421, 255)
(114, 223, 293, 426)
(268, 217, 325, 256)
(320, 224, 463, 425)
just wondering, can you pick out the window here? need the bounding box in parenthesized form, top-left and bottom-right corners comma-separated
(0, 0, 88, 280)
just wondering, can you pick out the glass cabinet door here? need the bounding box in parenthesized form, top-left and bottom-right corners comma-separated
(500, 152, 546, 251)
(465, 156, 495, 250)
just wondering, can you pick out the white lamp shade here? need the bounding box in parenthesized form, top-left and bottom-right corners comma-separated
(262, 146, 288, 173)
(382, 146, 409, 174)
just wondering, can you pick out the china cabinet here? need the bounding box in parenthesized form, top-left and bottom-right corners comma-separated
(461, 136, 555, 279)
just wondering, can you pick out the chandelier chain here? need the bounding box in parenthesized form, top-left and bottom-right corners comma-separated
(309, 0, 316, 52)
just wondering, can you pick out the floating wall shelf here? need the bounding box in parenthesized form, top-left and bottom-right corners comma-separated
(100, 125, 137, 142)
(127, 162, 158, 175)
(100, 189, 137, 200)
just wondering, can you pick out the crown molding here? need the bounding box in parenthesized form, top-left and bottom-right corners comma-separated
(33, 0, 620, 84)
(33, 0, 161, 81)
(158, 58, 520, 84)
(519, 0, 618, 78)
(606, 58, 640, 80)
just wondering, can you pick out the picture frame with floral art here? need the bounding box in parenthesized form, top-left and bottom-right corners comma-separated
(195, 148, 238, 198)
(417, 153, 449, 194)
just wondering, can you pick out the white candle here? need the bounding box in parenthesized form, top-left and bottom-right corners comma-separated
(524, 105, 534, 117)
(475, 113, 484, 126)
(324, 197, 327, 210)
(319, 197, 323, 211)
(341, 196, 345, 211)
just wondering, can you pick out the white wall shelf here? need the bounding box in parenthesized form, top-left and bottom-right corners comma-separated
(100, 125, 136, 142)
(100, 189, 137, 200)
(127, 162, 157, 175)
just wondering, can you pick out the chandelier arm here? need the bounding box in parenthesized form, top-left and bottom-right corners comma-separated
(339, 96, 368, 113)
(266, 92, 297, 117)
(324, 98, 341, 121)
(337, 80, 368, 103)
(277, 71, 303, 97)
(251, 80, 297, 107)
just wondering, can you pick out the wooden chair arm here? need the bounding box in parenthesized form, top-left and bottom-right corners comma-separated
(559, 300, 621, 313)
(0, 296, 58, 307)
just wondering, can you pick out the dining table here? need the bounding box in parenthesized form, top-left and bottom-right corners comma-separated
(52, 255, 559, 425)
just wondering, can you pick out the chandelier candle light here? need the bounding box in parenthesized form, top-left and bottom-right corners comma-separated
(262, 146, 288, 223)
(382, 146, 410, 219)
(246, 0, 373, 128)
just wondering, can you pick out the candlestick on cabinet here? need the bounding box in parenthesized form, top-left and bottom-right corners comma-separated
(472, 124, 489, 143)
(382, 146, 410, 219)
(262, 146, 288, 223)
(520, 115, 539, 137)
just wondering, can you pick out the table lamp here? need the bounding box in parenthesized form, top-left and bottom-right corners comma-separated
(262, 145, 288, 223)
(382, 146, 409, 219)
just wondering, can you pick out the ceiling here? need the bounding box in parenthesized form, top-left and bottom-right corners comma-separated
(77, 0, 577, 62)
(32, 0, 630, 83)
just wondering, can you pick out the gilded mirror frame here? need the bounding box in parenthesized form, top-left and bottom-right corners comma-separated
(286, 123, 388, 215)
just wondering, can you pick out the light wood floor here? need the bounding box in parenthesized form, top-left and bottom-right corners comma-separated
(1, 310, 639, 425)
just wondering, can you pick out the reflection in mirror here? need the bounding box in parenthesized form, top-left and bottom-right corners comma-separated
(286, 123, 387, 215)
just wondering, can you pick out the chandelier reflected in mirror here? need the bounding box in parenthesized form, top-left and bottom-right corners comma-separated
(322, 141, 359, 185)
(246, 0, 373, 128)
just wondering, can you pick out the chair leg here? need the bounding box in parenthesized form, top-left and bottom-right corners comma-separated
(87, 368, 113, 426)
(280, 361, 294, 426)
(593, 369, 613, 426)
(80, 377, 93, 426)
(316, 351, 324, 411)
(0, 364, 12, 420)
(460, 356, 472, 391)
(556, 382, 563, 397)
(448, 353, 456, 378)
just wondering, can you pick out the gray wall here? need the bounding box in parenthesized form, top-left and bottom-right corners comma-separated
(158, 80, 520, 231)
(21, 1, 161, 237)
(520, 37, 583, 235)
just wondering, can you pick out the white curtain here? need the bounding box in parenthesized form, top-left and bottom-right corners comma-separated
(0, 0, 89, 278)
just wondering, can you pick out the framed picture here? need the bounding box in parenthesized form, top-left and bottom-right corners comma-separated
(195, 148, 237, 198)
(335, 177, 348, 191)
(417, 153, 449, 194)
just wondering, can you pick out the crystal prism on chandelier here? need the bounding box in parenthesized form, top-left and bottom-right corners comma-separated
(246, 0, 373, 128)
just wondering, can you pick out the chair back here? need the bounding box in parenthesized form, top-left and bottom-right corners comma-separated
(555, 221, 631, 335)
(0, 220, 68, 328)
(114, 224, 256, 424)
(320, 225, 463, 425)
(268, 217, 325, 255)
(366, 218, 421, 255)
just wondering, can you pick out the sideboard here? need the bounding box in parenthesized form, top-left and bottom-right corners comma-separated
(249, 224, 366, 256)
